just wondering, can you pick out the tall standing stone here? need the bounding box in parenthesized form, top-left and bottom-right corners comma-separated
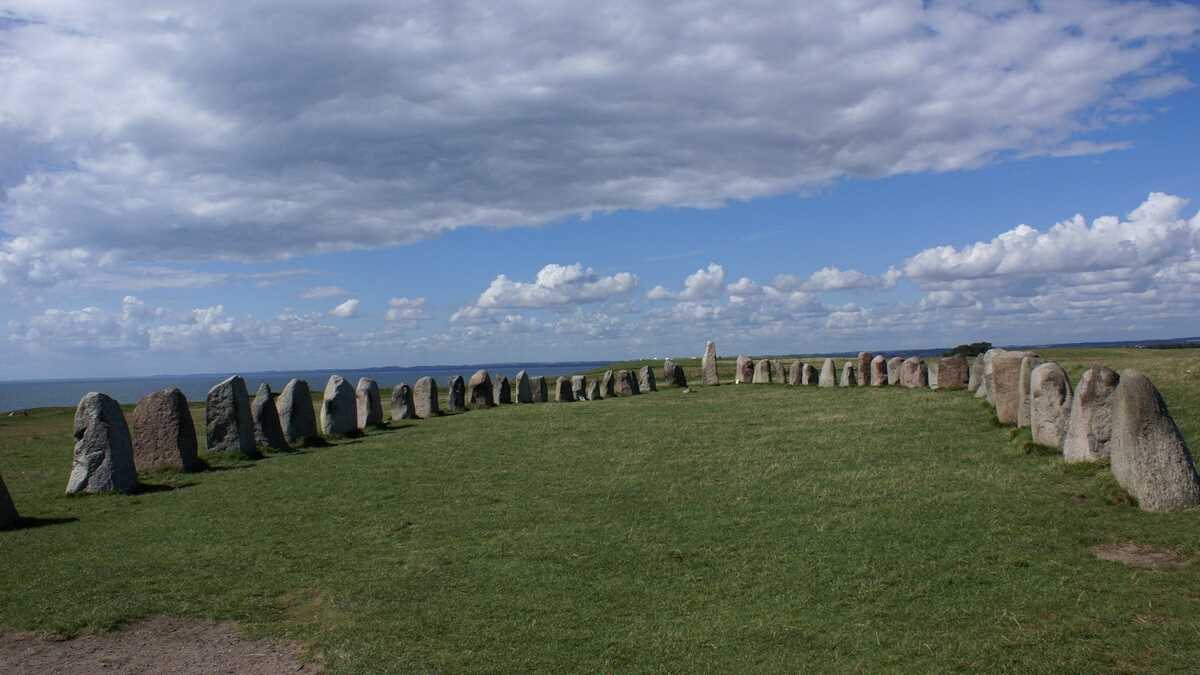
(555, 376, 575, 402)
(968, 356, 983, 393)
(446, 376, 466, 413)
(0, 474, 18, 529)
(701, 341, 719, 386)
(1030, 363, 1071, 449)
(251, 384, 290, 452)
(818, 359, 836, 388)
(1017, 356, 1044, 428)
(277, 379, 319, 446)
(926, 361, 940, 390)
(467, 370, 495, 409)
(787, 361, 802, 386)
(801, 363, 816, 385)
(67, 392, 139, 495)
(615, 370, 636, 396)
(1064, 367, 1120, 463)
(887, 357, 904, 386)
(770, 359, 785, 384)
(495, 375, 512, 404)
(413, 377, 440, 418)
(839, 362, 856, 387)
(639, 366, 657, 392)
(206, 376, 260, 458)
(321, 375, 358, 437)
(131, 388, 202, 472)
(870, 355, 888, 387)
(937, 355, 968, 391)
(663, 360, 688, 388)
(531, 376, 548, 403)
(856, 353, 871, 386)
(572, 375, 589, 400)
(515, 371, 534, 403)
(753, 359, 772, 384)
(355, 378, 384, 429)
(599, 370, 616, 399)
(992, 351, 1037, 425)
(983, 348, 1008, 404)
(391, 383, 416, 421)
(1109, 370, 1200, 512)
(735, 356, 753, 384)
(900, 358, 927, 388)
(586, 379, 602, 401)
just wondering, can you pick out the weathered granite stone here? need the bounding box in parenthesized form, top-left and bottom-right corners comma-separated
(839, 362, 856, 387)
(355, 378, 385, 429)
(701, 341, 719, 386)
(968, 356, 983, 393)
(771, 359, 785, 384)
(572, 375, 589, 400)
(277, 379, 319, 446)
(639, 366, 657, 392)
(495, 375, 512, 404)
(1063, 367, 1120, 463)
(67, 392, 139, 495)
(531, 376, 548, 403)
(938, 355, 968, 391)
(801, 363, 816, 385)
(753, 359, 772, 384)
(900, 357, 927, 389)
(252, 384, 290, 452)
(1110, 370, 1200, 512)
(663, 359, 688, 388)
(515, 371, 534, 403)
(630, 370, 642, 395)
(446, 376, 466, 413)
(390, 383, 416, 421)
(818, 359, 836, 388)
(321, 375, 358, 436)
(131, 388, 202, 472)
(856, 353, 871, 386)
(1017, 356, 1044, 428)
(1030, 363, 1071, 449)
(992, 351, 1037, 425)
(0, 473, 17, 529)
(735, 356, 753, 384)
(983, 348, 1009, 404)
(467, 370, 495, 409)
(413, 377, 440, 418)
(615, 370, 636, 396)
(556, 376, 575, 402)
(586, 380, 602, 401)
(869, 355, 887, 387)
(787, 360, 801, 386)
(206, 376, 261, 458)
(599, 370, 615, 399)
(926, 361, 940, 390)
(887, 357, 904, 386)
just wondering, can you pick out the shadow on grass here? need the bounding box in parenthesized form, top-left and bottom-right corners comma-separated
(6, 516, 79, 531)
(134, 481, 196, 495)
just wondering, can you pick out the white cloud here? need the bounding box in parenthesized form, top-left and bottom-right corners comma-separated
(328, 298, 361, 318)
(472, 263, 637, 310)
(800, 267, 886, 292)
(385, 297, 428, 322)
(301, 285, 349, 300)
(649, 263, 725, 301)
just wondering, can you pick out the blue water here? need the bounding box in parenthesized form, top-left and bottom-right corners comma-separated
(0, 362, 610, 412)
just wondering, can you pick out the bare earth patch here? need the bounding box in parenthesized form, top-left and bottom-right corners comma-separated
(1090, 543, 1190, 570)
(0, 616, 320, 674)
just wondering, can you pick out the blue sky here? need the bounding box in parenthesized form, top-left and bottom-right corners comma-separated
(2, 1, 1200, 379)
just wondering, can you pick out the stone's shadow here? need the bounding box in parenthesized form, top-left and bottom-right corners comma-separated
(133, 481, 196, 494)
(198, 463, 256, 474)
(300, 438, 333, 449)
(5, 516, 79, 531)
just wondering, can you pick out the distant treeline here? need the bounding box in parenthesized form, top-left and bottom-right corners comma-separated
(943, 342, 992, 357)
(1141, 343, 1200, 350)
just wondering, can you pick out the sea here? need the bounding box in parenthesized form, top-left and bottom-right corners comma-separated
(0, 362, 611, 412)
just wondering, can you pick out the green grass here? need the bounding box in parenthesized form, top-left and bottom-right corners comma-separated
(2, 347, 1200, 672)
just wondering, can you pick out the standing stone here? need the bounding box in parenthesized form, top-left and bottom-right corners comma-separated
(1110, 370, 1200, 512)
(277, 379, 319, 446)
(839, 362, 856, 387)
(639, 366, 657, 392)
(495, 375, 512, 404)
(1017, 356, 1045, 428)
(586, 380, 602, 401)
(467, 370, 495, 409)
(771, 359, 785, 384)
(67, 392, 139, 495)
(968, 356, 983, 393)
(131, 388, 202, 472)
(856, 353, 871, 386)
(251, 384, 290, 452)
(937, 355, 968, 391)
(391, 383, 416, 421)
(818, 359, 836, 388)
(900, 358, 927, 388)
(801, 363, 816, 385)
(887, 357, 904, 386)
(515, 371, 534, 403)
(531, 376, 548, 403)
(413, 377, 440, 418)
(870, 355, 888, 387)
(992, 351, 1037, 425)
(599, 370, 616, 399)
(926, 361, 940, 390)
(983, 348, 1008, 404)
(735, 356, 753, 384)
(446, 376, 466, 413)
(701, 340, 719, 386)
(663, 359, 688, 388)
(0, 474, 17, 529)
(615, 370, 636, 396)
(753, 359, 772, 384)
(355, 378, 385, 429)
(572, 375, 589, 400)
(1030, 363, 1072, 449)
(321, 375, 358, 437)
(787, 361, 802, 386)
(206, 376, 260, 458)
(1064, 367, 1120, 463)
(556, 376, 575, 402)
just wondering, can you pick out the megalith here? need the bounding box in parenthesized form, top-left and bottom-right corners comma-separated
(599, 370, 615, 399)
(787, 360, 801, 386)
(615, 370, 636, 396)
(1063, 367, 1120, 463)
(586, 380, 602, 401)
(356, 378, 385, 429)
(531, 376, 549, 403)
(735, 356, 753, 384)
(277, 379, 319, 446)
(900, 357, 927, 389)
(321, 375, 358, 436)
(572, 375, 589, 400)
(67, 392, 139, 495)
(926, 361, 940, 390)
(1110, 370, 1200, 512)
(0, 474, 18, 529)
(413, 376, 440, 418)
(753, 359, 772, 384)
(771, 359, 785, 384)
(664, 359, 688, 388)
(1030, 363, 1071, 449)
(252, 384, 290, 452)
(639, 366, 657, 392)
(937, 355, 968, 391)
(1017, 355, 1044, 428)
(992, 351, 1037, 425)
(839, 362, 856, 387)
(856, 352, 871, 386)
(701, 341, 719, 386)
(801, 363, 816, 385)
(887, 357, 904, 386)
(870, 355, 888, 387)
(446, 375, 466, 413)
(391, 383, 416, 421)
(206, 376, 261, 458)
(818, 359, 836, 388)
(968, 356, 983, 393)
(556, 376, 575, 402)
(983, 348, 1009, 404)
(467, 370, 495, 409)
(495, 375, 512, 404)
(515, 370, 534, 403)
(131, 387, 202, 472)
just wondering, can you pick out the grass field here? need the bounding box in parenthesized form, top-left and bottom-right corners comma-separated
(2, 347, 1200, 672)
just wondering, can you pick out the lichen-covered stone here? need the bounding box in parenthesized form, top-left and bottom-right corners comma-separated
(870, 355, 888, 387)
(1017, 356, 1044, 428)
(586, 380, 601, 401)
(639, 366, 657, 392)
(355, 378, 384, 429)
(839, 362, 856, 387)
(753, 359, 772, 384)
(701, 341, 719, 386)
(856, 353, 871, 386)
(206, 376, 261, 458)
(277, 379, 319, 446)
(321, 375, 358, 436)
(771, 359, 785, 384)
(252, 384, 290, 451)
(467, 370, 495, 409)
(515, 371, 533, 403)
(615, 370, 636, 396)
(1110, 370, 1200, 512)
(1063, 367, 1120, 463)
(887, 357, 904, 386)
(900, 358, 927, 389)
(446, 376, 466, 413)
(413, 377, 440, 418)
(390, 383, 416, 421)
(818, 359, 836, 388)
(1030, 363, 1071, 449)
(131, 388, 202, 472)
(735, 356, 753, 384)
(992, 351, 1037, 425)
(572, 375, 589, 400)
(599, 370, 615, 399)
(556, 376, 575, 402)
(937, 355, 968, 391)
(787, 361, 801, 386)
(67, 392, 139, 495)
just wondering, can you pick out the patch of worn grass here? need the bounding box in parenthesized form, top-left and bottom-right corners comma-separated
(1, 348, 1199, 672)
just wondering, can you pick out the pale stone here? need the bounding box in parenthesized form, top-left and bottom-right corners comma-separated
(1063, 367, 1120, 463)
(321, 375, 358, 436)
(572, 375, 588, 400)
(586, 380, 601, 401)
(1110, 370, 1200, 512)
(390, 383, 416, 421)
(887, 357, 904, 386)
(926, 361, 940, 390)
(735, 356, 753, 384)
(206, 376, 261, 458)
(252, 384, 290, 451)
(467, 370, 495, 409)
(771, 359, 785, 384)
(968, 356, 983, 393)
(556, 376, 575, 402)
(531, 376, 548, 403)
(446, 375, 466, 413)
(277, 379, 319, 446)
(639, 366, 657, 392)
(599, 370, 615, 399)
(1030, 363, 1071, 449)
(818, 359, 836, 388)
(413, 377, 440, 418)
(937, 355, 968, 391)
(992, 351, 1037, 425)
(701, 341, 719, 385)
(900, 358, 927, 389)
(856, 352, 871, 386)
(663, 359, 688, 387)
(67, 392, 138, 495)
(801, 363, 816, 385)
(753, 359, 772, 384)
(870, 355, 888, 387)
(615, 370, 636, 396)
(787, 360, 801, 386)
(839, 362, 856, 387)
(131, 388, 203, 472)
(983, 348, 1009, 404)
(355, 378, 384, 428)
(515, 371, 534, 403)
(1017, 356, 1044, 428)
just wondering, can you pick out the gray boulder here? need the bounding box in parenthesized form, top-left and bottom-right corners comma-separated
(615, 370, 636, 396)
(771, 359, 785, 384)
(391, 383, 416, 421)
(1110, 370, 1200, 512)
(801, 363, 816, 385)
(839, 362, 856, 387)
(131, 388, 202, 472)
(531, 376, 548, 403)
(277, 379, 319, 446)
(818, 359, 836, 388)
(446, 376, 466, 413)
(356, 378, 384, 429)
(1063, 367, 1120, 463)
(938, 355, 968, 391)
(495, 375, 512, 404)
(663, 359, 688, 388)
(467, 370, 495, 409)
(926, 361, 940, 390)
(206, 376, 260, 458)
(701, 341, 719, 385)
(753, 359, 772, 384)
(856, 352, 871, 386)
(1017, 356, 1044, 428)
(252, 384, 290, 451)
(586, 380, 602, 401)
(67, 392, 138, 495)
(321, 375, 358, 436)
(900, 358, 927, 388)
(515, 371, 534, 403)
(639, 366, 657, 392)
(870, 355, 887, 387)
(556, 376, 575, 402)
(599, 370, 615, 399)
(0, 474, 17, 529)
(572, 375, 589, 400)
(735, 356, 753, 384)
(968, 356, 983, 393)
(787, 360, 801, 386)
(1030, 363, 1071, 448)
(992, 351, 1037, 425)
(413, 377, 440, 418)
(983, 348, 1010, 404)
(887, 357, 904, 386)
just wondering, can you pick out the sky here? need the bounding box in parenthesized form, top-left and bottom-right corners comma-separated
(2, 0, 1200, 380)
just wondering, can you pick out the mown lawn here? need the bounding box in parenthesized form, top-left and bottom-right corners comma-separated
(2, 347, 1199, 672)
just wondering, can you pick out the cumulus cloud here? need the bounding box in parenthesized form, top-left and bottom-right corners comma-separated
(3, 1, 1198, 290)
(471, 263, 637, 310)
(648, 263, 725, 301)
(328, 298, 361, 318)
(385, 297, 428, 322)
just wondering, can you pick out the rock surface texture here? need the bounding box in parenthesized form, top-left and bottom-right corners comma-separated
(467, 370, 495, 409)
(992, 351, 1037, 425)
(413, 377, 440, 418)
(870, 355, 887, 387)
(321, 375, 358, 437)
(701, 341, 719, 385)
(1063, 367, 1120, 463)
(355, 378, 384, 429)
(251, 384, 290, 452)
(900, 358, 927, 388)
(531, 376, 548, 403)
(615, 370, 636, 396)
(771, 359, 785, 384)
(390, 383, 416, 421)
(515, 371, 533, 403)
(753, 359, 772, 384)
(787, 361, 801, 386)
(1017, 356, 1044, 428)
(938, 356, 968, 391)
(818, 359, 836, 388)
(556, 376, 575, 402)
(495, 375, 512, 404)
(276, 379, 318, 446)
(131, 388, 202, 472)
(206, 376, 260, 458)
(446, 376, 466, 413)
(802, 363, 816, 386)
(887, 357, 904, 386)
(1030, 363, 1072, 449)
(0, 474, 17, 529)
(572, 375, 589, 400)
(639, 366, 657, 392)
(1109, 370, 1200, 512)
(839, 362, 856, 387)
(735, 356, 753, 384)
(68, 392, 139, 495)
(856, 353, 871, 386)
